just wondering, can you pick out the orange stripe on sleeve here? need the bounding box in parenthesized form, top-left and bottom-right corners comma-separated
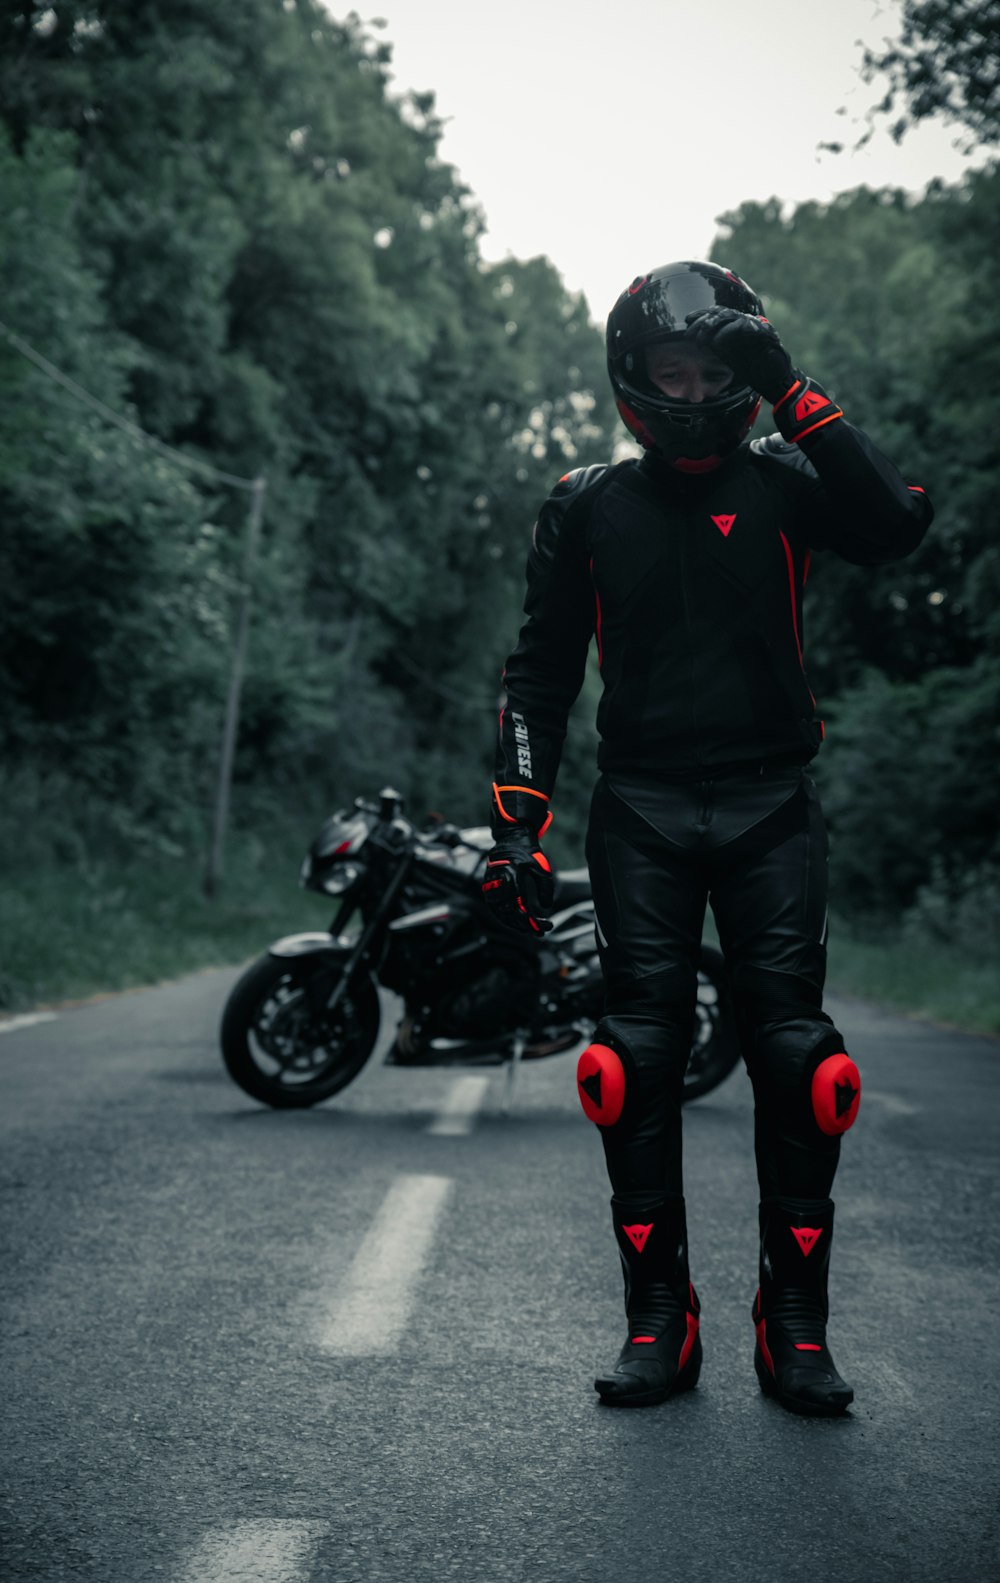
(791, 410, 843, 444)
(773, 380, 802, 416)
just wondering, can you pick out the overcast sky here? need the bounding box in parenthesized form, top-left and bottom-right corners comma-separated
(369, 0, 985, 322)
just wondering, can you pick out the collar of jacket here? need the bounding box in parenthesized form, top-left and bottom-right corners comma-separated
(638, 442, 752, 492)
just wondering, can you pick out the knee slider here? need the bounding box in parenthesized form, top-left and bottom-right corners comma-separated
(750, 1021, 856, 1130)
(811, 1051, 861, 1135)
(577, 1040, 627, 1127)
(576, 1013, 685, 1128)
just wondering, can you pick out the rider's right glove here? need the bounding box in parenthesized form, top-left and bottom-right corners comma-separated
(481, 784, 554, 936)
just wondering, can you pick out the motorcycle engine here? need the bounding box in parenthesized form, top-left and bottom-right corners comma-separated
(431, 961, 535, 1039)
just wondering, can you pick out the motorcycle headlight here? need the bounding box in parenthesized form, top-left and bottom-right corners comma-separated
(319, 862, 362, 896)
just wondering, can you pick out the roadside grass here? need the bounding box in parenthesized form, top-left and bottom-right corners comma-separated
(826, 918, 999, 1038)
(0, 826, 330, 1012)
(2, 833, 997, 1040)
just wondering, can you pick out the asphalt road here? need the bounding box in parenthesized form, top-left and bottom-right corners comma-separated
(1, 969, 998, 1583)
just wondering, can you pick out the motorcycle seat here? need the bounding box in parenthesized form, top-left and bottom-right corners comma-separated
(553, 866, 591, 906)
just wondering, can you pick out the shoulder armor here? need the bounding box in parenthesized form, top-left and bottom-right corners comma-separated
(532, 463, 610, 565)
(750, 432, 819, 482)
(551, 463, 610, 500)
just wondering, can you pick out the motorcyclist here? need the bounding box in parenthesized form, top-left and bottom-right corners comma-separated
(483, 261, 932, 1415)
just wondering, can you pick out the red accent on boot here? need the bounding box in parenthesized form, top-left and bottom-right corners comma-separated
(754, 1289, 775, 1376)
(678, 1311, 700, 1371)
(753, 1205, 854, 1415)
(622, 1222, 653, 1253)
(790, 1225, 823, 1257)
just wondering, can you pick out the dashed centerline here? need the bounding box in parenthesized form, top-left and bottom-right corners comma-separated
(318, 1172, 453, 1355)
(426, 1074, 491, 1135)
(0, 1012, 57, 1035)
(175, 1519, 326, 1583)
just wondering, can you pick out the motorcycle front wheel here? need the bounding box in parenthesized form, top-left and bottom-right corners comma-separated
(220, 953, 381, 1109)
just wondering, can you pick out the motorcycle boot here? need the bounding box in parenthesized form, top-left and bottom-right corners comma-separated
(595, 1194, 702, 1408)
(752, 1196, 853, 1416)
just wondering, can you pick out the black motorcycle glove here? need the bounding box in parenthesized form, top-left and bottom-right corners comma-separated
(483, 782, 555, 935)
(685, 306, 794, 402)
(482, 823, 555, 936)
(685, 306, 843, 443)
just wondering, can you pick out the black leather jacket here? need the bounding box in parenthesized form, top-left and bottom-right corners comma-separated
(494, 418, 932, 801)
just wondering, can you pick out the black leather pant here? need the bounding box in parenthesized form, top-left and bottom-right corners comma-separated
(585, 766, 847, 1204)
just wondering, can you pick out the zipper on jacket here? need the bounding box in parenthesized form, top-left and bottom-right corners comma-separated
(679, 517, 700, 758)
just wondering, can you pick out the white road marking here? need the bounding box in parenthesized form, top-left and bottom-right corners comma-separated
(426, 1074, 491, 1135)
(318, 1173, 453, 1355)
(175, 1519, 326, 1583)
(0, 1012, 57, 1035)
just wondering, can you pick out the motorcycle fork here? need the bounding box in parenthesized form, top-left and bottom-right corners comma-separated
(305, 855, 415, 1020)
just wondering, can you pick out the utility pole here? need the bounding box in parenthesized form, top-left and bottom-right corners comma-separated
(204, 476, 267, 898)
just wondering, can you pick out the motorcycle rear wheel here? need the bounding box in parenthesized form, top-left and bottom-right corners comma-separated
(220, 953, 380, 1109)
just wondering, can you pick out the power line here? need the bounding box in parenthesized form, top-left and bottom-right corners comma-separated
(0, 316, 267, 894)
(1, 319, 504, 841)
(391, 645, 501, 712)
(0, 318, 257, 490)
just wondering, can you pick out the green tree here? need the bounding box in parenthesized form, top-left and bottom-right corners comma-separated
(0, 128, 230, 838)
(713, 170, 1000, 694)
(712, 169, 1000, 913)
(823, 0, 1000, 152)
(0, 0, 615, 848)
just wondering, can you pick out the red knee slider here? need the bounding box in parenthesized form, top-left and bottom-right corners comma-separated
(576, 1042, 625, 1126)
(811, 1052, 861, 1135)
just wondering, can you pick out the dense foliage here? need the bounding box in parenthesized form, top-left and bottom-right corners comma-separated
(0, 0, 996, 967)
(713, 167, 999, 914)
(839, 0, 1000, 152)
(0, 0, 615, 857)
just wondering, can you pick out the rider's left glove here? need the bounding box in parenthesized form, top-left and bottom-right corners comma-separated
(684, 305, 795, 403)
(482, 823, 554, 936)
(685, 306, 843, 443)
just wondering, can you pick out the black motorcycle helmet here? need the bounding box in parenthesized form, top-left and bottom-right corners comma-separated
(606, 260, 764, 471)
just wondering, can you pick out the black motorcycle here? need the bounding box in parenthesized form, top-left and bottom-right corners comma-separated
(220, 787, 740, 1111)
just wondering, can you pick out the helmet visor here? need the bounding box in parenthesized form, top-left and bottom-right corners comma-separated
(615, 333, 748, 421)
(642, 336, 735, 400)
